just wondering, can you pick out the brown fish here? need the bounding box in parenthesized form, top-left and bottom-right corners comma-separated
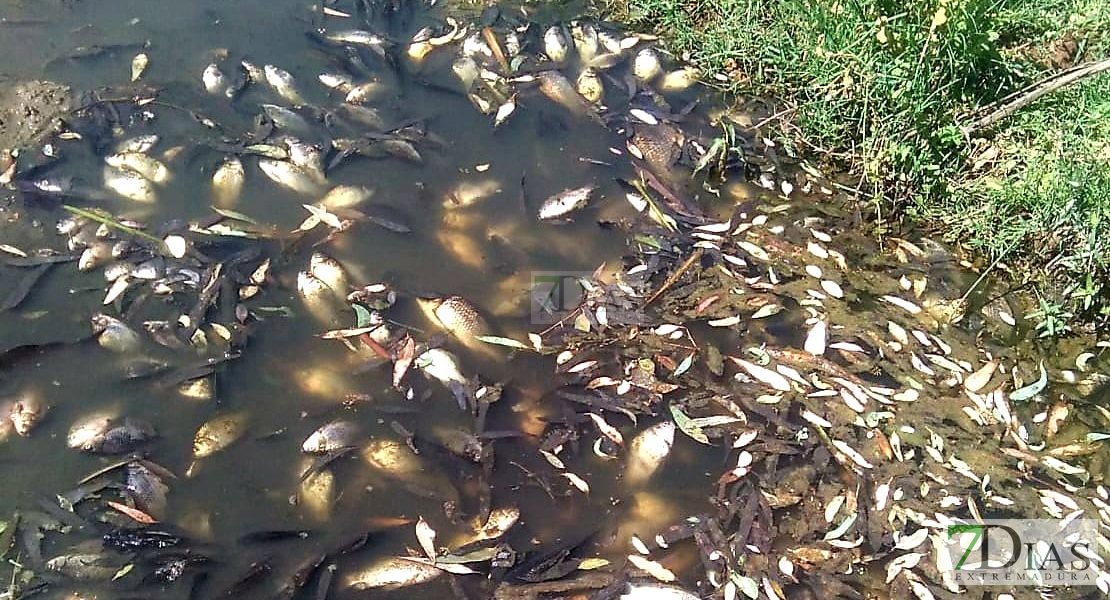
(416, 296, 489, 340)
(535, 71, 603, 125)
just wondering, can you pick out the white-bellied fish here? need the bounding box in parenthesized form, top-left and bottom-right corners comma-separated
(317, 184, 373, 210)
(343, 556, 442, 591)
(538, 185, 597, 220)
(91, 313, 141, 352)
(105, 152, 171, 184)
(632, 47, 662, 82)
(202, 63, 225, 94)
(624, 420, 675, 488)
(103, 166, 157, 202)
(212, 156, 244, 208)
(263, 64, 306, 105)
(543, 25, 570, 63)
(258, 158, 324, 196)
(302, 420, 360, 453)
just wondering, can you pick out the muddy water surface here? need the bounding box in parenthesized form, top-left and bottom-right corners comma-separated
(1, 1, 1110, 600)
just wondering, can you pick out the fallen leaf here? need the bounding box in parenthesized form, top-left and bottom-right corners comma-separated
(107, 501, 158, 524)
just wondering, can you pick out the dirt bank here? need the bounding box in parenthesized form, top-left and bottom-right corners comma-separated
(0, 79, 74, 149)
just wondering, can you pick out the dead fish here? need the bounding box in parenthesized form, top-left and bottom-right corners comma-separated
(67, 411, 118, 449)
(105, 152, 171, 184)
(285, 138, 326, 183)
(317, 184, 374, 210)
(543, 25, 570, 63)
(308, 252, 348, 298)
(91, 313, 142, 353)
(416, 296, 489, 340)
(536, 70, 599, 123)
(337, 104, 387, 130)
(126, 462, 169, 517)
(360, 439, 458, 501)
(302, 420, 360, 453)
(46, 552, 120, 581)
(344, 556, 442, 590)
(624, 420, 674, 487)
(78, 242, 113, 272)
(202, 63, 226, 94)
(297, 271, 345, 325)
(538, 185, 597, 220)
(415, 348, 467, 388)
(452, 57, 479, 91)
(264, 64, 306, 105)
(192, 411, 249, 459)
(632, 47, 662, 82)
(571, 22, 600, 64)
(0, 402, 14, 443)
(262, 104, 314, 135)
(324, 29, 387, 48)
(114, 134, 159, 155)
(212, 156, 245, 208)
(103, 165, 157, 202)
(576, 68, 603, 104)
(298, 457, 335, 522)
(345, 81, 388, 105)
(659, 66, 699, 92)
(179, 375, 214, 401)
(78, 416, 155, 454)
(319, 71, 354, 93)
(258, 158, 323, 196)
(9, 393, 47, 436)
(381, 139, 422, 163)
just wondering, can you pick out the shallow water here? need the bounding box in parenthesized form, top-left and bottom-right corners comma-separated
(2, 1, 1110, 599)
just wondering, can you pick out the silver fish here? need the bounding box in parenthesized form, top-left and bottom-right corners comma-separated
(105, 152, 171, 183)
(538, 185, 597, 220)
(212, 156, 245, 208)
(302, 420, 360, 453)
(344, 556, 442, 590)
(543, 25, 570, 63)
(263, 64, 306, 105)
(91, 313, 141, 353)
(624, 420, 675, 487)
(258, 159, 324, 196)
(114, 134, 159, 154)
(103, 165, 157, 202)
(202, 63, 225, 94)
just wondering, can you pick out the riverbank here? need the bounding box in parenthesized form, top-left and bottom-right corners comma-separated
(599, 0, 1110, 334)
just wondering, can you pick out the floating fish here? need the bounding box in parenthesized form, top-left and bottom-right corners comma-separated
(302, 420, 360, 453)
(538, 185, 597, 220)
(624, 420, 675, 487)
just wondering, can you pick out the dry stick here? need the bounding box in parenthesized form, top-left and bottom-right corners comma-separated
(961, 57, 1110, 136)
(643, 247, 704, 308)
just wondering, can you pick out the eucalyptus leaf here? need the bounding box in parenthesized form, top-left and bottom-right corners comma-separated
(669, 404, 710, 445)
(352, 304, 371, 328)
(1010, 361, 1047, 402)
(672, 353, 695, 377)
(211, 207, 259, 224)
(823, 513, 857, 541)
(475, 335, 530, 350)
(731, 573, 760, 599)
(1086, 432, 1110, 443)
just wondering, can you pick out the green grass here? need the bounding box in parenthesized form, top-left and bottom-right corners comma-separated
(599, 0, 1110, 329)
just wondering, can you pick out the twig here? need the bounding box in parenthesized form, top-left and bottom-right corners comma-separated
(644, 247, 704, 308)
(961, 238, 1021, 302)
(61, 205, 167, 249)
(960, 58, 1110, 136)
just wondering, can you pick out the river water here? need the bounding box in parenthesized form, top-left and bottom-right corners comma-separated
(1, 1, 1109, 599)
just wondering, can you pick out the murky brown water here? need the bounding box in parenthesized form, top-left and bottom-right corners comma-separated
(2, 1, 1110, 599)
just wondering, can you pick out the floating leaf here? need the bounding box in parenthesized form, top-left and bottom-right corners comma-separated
(113, 564, 135, 581)
(672, 353, 695, 377)
(737, 241, 769, 262)
(439, 547, 498, 564)
(1087, 432, 1110, 442)
(107, 501, 158, 524)
(1009, 361, 1047, 402)
(415, 517, 437, 561)
(212, 207, 260, 224)
(319, 325, 383, 339)
(475, 335, 529, 350)
(823, 513, 857, 541)
(751, 304, 782, 319)
(732, 573, 760, 599)
(577, 557, 610, 570)
(353, 304, 372, 328)
(669, 404, 710, 445)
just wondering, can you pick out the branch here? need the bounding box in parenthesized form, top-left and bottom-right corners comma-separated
(960, 57, 1110, 136)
